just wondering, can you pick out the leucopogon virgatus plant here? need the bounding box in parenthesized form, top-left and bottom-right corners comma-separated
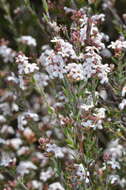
(1, 0, 126, 190)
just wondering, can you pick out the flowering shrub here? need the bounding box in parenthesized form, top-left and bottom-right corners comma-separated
(1, 0, 126, 189)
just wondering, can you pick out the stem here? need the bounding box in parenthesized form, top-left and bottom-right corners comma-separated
(17, 179, 29, 190)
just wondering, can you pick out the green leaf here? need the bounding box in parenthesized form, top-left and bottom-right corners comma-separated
(42, 0, 48, 14)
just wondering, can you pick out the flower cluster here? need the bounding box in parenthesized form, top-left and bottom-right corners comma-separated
(0, 39, 16, 63)
(0, 0, 126, 190)
(39, 10, 110, 84)
(17, 35, 37, 47)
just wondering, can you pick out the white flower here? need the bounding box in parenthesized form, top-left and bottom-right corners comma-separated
(80, 103, 93, 111)
(34, 72, 49, 87)
(1, 125, 14, 134)
(18, 75, 27, 90)
(74, 163, 90, 183)
(104, 139, 124, 160)
(6, 72, 19, 84)
(80, 13, 88, 27)
(12, 103, 19, 112)
(39, 46, 54, 66)
(18, 111, 39, 130)
(99, 89, 108, 100)
(18, 62, 39, 74)
(0, 152, 16, 167)
(17, 35, 37, 46)
(97, 64, 110, 84)
(91, 14, 105, 23)
(81, 110, 104, 130)
(18, 114, 27, 130)
(66, 63, 86, 81)
(94, 107, 106, 119)
(6, 138, 22, 150)
(17, 146, 29, 156)
(119, 99, 126, 110)
(0, 115, 6, 123)
(107, 159, 120, 169)
(93, 119, 103, 129)
(83, 47, 102, 79)
(45, 52, 66, 79)
(0, 45, 16, 63)
(31, 180, 43, 190)
(33, 152, 49, 167)
(0, 174, 4, 180)
(51, 37, 77, 59)
(120, 178, 126, 188)
(46, 143, 76, 159)
(23, 127, 35, 140)
(79, 94, 95, 111)
(108, 39, 126, 50)
(46, 143, 64, 158)
(16, 53, 39, 75)
(40, 167, 54, 182)
(82, 47, 110, 83)
(48, 182, 65, 190)
(122, 85, 126, 97)
(0, 138, 6, 144)
(26, 112, 39, 121)
(80, 19, 105, 49)
(0, 103, 10, 115)
(81, 120, 93, 128)
(17, 161, 37, 176)
(107, 175, 120, 184)
(80, 25, 87, 43)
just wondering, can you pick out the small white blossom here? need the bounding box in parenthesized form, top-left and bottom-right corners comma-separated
(6, 138, 22, 150)
(6, 72, 19, 84)
(94, 107, 106, 119)
(17, 161, 37, 176)
(46, 143, 64, 158)
(99, 89, 108, 100)
(79, 94, 95, 111)
(17, 146, 29, 156)
(51, 37, 77, 59)
(83, 47, 101, 78)
(18, 112, 39, 130)
(1, 125, 14, 134)
(80, 20, 105, 49)
(0, 152, 16, 167)
(23, 127, 35, 140)
(0, 44, 16, 63)
(48, 182, 65, 190)
(31, 180, 43, 190)
(0, 103, 10, 115)
(12, 103, 19, 112)
(17, 35, 37, 46)
(98, 64, 110, 84)
(91, 14, 105, 23)
(107, 159, 120, 169)
(122, 85, 126, 97)
(16, 53, 39, 75)
(0, 115, 6, 123)
(119, 99, 126, 110)
(66, 63, 86, 81)
(40, 167, 54, 182)
(34, 72, 49, 87)
(108, 39, 126, 50)
(45, 52, 66, 79)
(74, 163, 90, 183)
(107, 175, 120, 184)
(104, 139, 125, 160)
